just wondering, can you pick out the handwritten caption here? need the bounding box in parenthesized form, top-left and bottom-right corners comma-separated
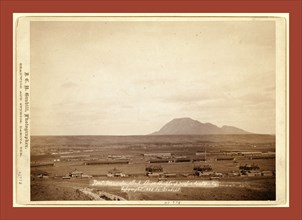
(91, 180, 219, 193)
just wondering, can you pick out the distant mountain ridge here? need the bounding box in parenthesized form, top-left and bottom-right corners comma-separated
(151, 117, 251, 135)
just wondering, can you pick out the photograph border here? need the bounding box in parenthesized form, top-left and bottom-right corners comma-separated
(14, 13, 287, 207)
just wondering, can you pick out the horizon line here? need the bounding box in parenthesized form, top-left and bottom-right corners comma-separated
(30, 133, 276, 137)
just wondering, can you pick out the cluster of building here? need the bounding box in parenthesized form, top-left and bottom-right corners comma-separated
(62, 169, 92, 179)
(31, 170, 49, 180)
(142, 151, 275, 165)
(196, 151, 275, 159)
(31, 149, 275, 181)
(106, 168, 127, 177)
(239, 164, 274, 177)
(145, 165, 177, 178)
(60, 168, 129, 179)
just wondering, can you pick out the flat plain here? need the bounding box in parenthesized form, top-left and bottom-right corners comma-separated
(30, 134, 276, 201)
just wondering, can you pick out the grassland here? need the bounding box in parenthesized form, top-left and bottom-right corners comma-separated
(30, 134, 275, 201)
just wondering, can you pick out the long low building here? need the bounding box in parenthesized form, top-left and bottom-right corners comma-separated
(216, 157, 235, 161)
(143, 153, 172, 157)
(148, 158, 192, 163)
(192, 156, 206, 162)
(174, 158, 191, 163)
(85, 160, 130, 165)
(240, 152, 262, 156)
(30, 162, 54, 167)
(148, 159, 171, 163)
(60, 155, 90, 158)
(164, 173, 177, 178)
(249, 155, 275, 160)
(196, 152, 222, 156)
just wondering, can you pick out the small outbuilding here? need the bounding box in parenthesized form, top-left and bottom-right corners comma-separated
(107, 168, 126, 177)
(70, 169, 83, 178)
(261, 170, 274, 176)
(32, 170, 49, 178)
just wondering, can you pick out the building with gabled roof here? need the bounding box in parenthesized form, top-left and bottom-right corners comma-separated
(70, 169, 83, 178)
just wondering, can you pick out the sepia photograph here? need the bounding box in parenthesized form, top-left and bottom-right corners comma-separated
(14, 14, 288, 206)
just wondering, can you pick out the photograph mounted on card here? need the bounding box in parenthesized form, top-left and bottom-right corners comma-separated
(13, 13, 288, 207)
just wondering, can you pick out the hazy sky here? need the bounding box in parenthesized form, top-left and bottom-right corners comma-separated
(30, 19, 276, 135)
